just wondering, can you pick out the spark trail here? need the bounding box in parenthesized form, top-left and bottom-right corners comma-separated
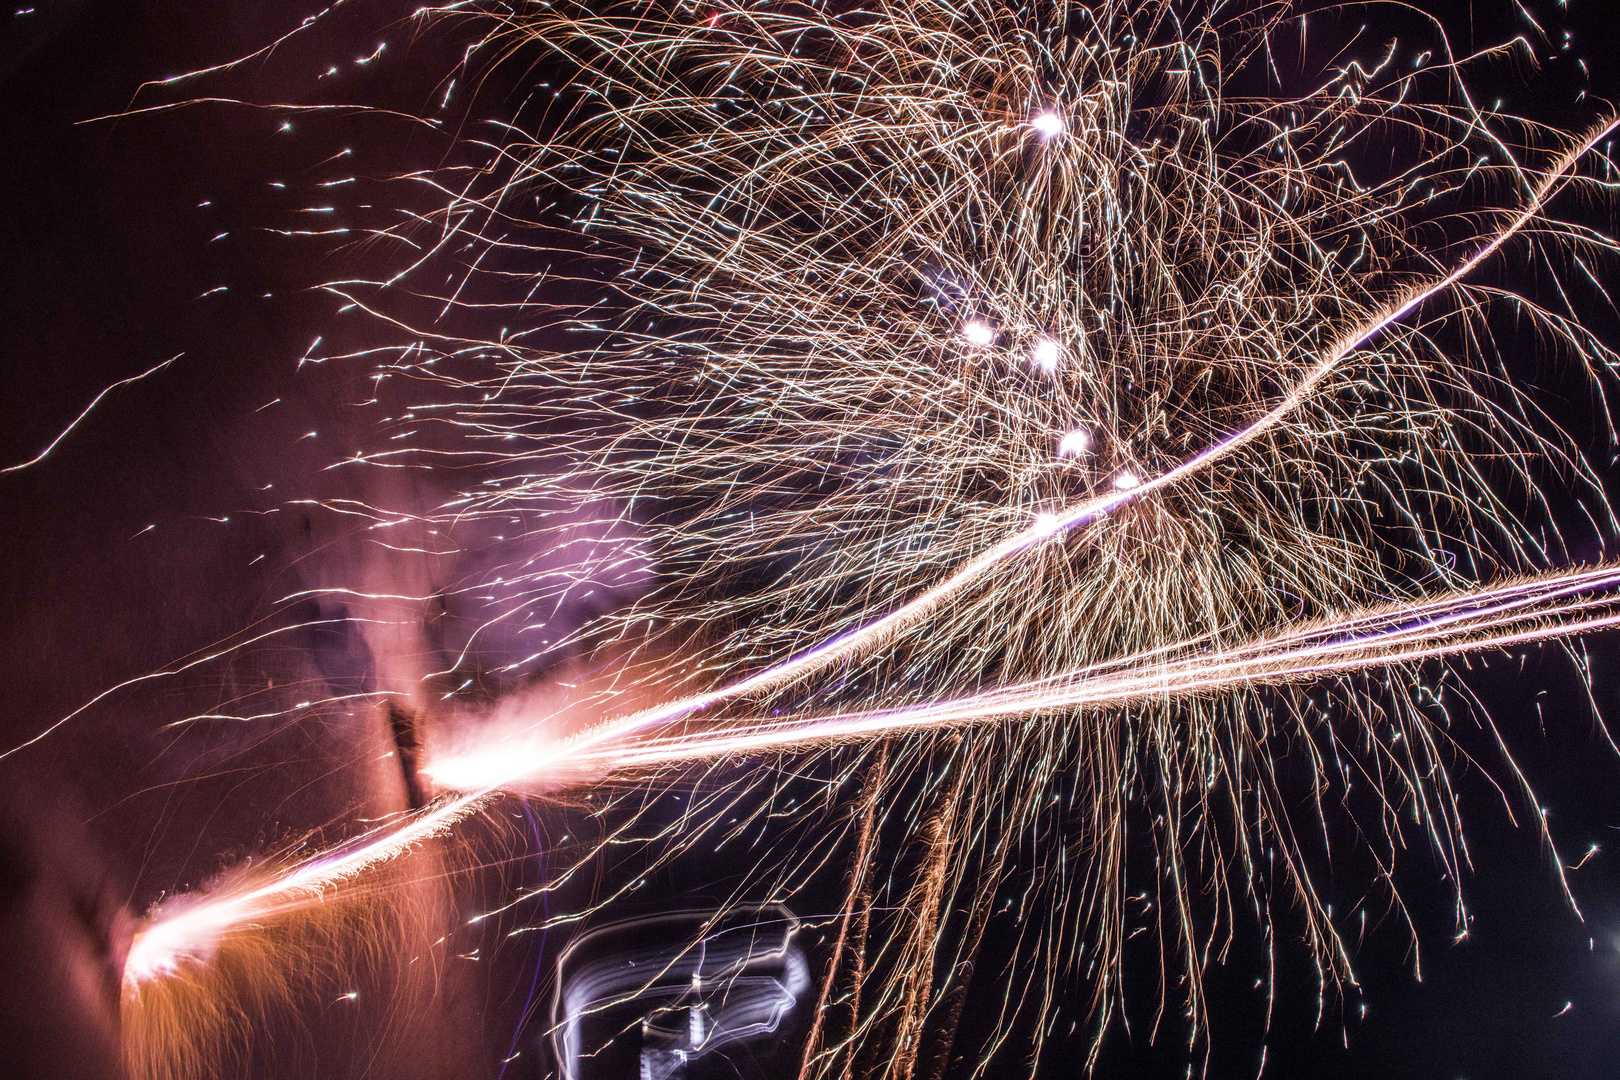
(512, 108, 1620, 755)
(111, 0, 1620, 1072)
(560, 565, 1620, 774)
(120, 140, 1620, 973)
(125, 563, 1620, 983)
(123, 789, 492, 983)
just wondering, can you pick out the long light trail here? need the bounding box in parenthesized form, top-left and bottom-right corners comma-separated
(121, 112, 1617, 983)
(110, 2, 1620, 1068)
(122, 787, 494, 983)
(555, 565, 1620, 774)
(126, 557, 1620, 984)
(422, 109, 1620, 772)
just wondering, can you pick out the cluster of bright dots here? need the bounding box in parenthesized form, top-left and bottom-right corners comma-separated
(955, 110, 1139, 507)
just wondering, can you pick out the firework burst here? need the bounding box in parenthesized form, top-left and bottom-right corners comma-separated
(106, 0, 1620, 1074)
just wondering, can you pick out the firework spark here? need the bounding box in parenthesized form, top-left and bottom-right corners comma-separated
(122, 558, 1620, 989)
(108, 0, 1620, 1074)
(123, 790, 491, 985)
(553, 565, 1620, 776)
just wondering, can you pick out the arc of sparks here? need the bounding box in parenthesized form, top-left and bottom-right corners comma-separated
(566, 566, 1620, 773)
(119, 116, 1620, 982)
(539, 113, 1620, 761)
(1, 353, 183, 475)
(126, 560, 1620, 984)
(123, 787, 492, 982)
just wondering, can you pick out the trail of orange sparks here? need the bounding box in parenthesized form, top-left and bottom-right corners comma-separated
(122, 117, 1618, 985)
(127, 562, 1620, 983)
(123, 788, 493, 983)
(564, 565, 1620, 772)
(526, 113, 1620, 759)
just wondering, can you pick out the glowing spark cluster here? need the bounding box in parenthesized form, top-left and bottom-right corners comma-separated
(108, 0, 1620, 1074)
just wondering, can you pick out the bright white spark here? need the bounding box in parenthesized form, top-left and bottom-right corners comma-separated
(1031, 337, 1063, 371)
(961, 320, 995, 345)
(1058, 429, 1090, 456)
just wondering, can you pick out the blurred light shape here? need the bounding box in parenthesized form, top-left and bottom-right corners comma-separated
(1058, 429, 1090, 457)
(1031, 337, 1063, 371)
(961, 320, 995, 345)
(553, 905, 809, 1080)
(1031, 110, 1065, 139)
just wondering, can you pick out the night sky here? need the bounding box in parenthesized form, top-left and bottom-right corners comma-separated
(4, 2, 1620, 1078)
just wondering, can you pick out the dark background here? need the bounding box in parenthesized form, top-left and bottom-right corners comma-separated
(4, 1, 1620, 1077)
